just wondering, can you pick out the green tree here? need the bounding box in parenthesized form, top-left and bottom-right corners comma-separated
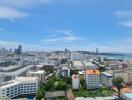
(36, 84, 45, 100)
(112, 77, 123, 97)
(63, 77, 71, 85)
(80, 80, 87, 90)
(44, 79, 55, 91)
(54, 81, 67, 90)
(36, 90, 44, 100)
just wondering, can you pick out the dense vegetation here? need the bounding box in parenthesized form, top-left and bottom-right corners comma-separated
(73, 86, 115, 97)
(36, 76, 71, 100)
(55, 97, 67, 100)
(73, 79, 115, 97)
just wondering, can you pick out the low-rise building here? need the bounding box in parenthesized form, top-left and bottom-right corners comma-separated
(101, 72, 113, 87)
(0, 77, 38, 99)
(26, 70, 45, 83)
(60, 65, 70, 77)
(85, 70, 100, 89)
(124, 68, 132, 84)
(73, 61, 98, 70)
(113, 68, 132, 84)
(78, 71, 85, 80)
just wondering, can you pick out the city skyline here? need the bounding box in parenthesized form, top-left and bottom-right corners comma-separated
(0, 0, 132, 53)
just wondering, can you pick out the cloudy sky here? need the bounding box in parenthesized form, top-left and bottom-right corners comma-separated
(0, 0, 132, 52)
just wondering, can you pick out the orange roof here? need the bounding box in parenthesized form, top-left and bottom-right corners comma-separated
(86, 70, 100, 75)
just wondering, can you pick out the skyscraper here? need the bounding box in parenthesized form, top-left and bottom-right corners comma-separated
(96, 48, 99, 54)
(17, 44, 22, 55)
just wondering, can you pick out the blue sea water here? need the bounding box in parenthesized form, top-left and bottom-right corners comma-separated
(102, 53, 132, 60)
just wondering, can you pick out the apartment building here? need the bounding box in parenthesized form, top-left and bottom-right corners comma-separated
(0, 65, 35, 81)
(0, 77, 38, 99)
(101, 72, 113, 87)
(85, 70, 100, 89)
(113, 68, 132, 84)
(26, 70, 45, 83)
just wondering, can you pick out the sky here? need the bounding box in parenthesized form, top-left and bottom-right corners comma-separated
(0, 0, 132, 52)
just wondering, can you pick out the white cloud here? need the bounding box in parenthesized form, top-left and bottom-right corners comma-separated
(0, 5, 27, 21)
(0, 40, 20, 48)
(43, 30, 82, 44)
(0, 0, 51, 21)
(115, 11, 132, 19)
(119, 20, 132, 28)
(0, 0, 51, 8)
(115, 11, 132, 28)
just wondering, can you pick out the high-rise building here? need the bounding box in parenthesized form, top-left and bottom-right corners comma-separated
(0, 47, 7, 56)
(17, 44, 22, 55)
(96, 48, 99, 54)
(8, 48, 13, 54)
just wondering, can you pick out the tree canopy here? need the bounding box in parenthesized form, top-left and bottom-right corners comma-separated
(112, 77, 123, 97)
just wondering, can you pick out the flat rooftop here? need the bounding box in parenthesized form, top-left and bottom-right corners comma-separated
(29, 70, 45, 74)
(0, 77, 38, 89)
(75, 97, 115, 100)
(17, 77, 38, 81)
(36, 64, 44, 68)
(78, 71, 85, 75)
(73, 61, 83, 66)
(45, 91, 66, 98)
(101, 72, 113, 77)
(83, 62, 96, 66)
(73, 61, 98, 70)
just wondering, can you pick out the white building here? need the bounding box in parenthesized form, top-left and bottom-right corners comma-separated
(101, 72, 113, 87)
(124, 68, 132, 84)
(113, 68, 132, 84)
(72, 74, 80, 90)
(0, 74, 4, 83)
(0, 65, 35, 81)
(60, 65, 70, 77)
(71, 52, 83, 61)
(85, 70, 100, 89)
(0, 77, 38, 99)
(113, 70, 124, 79)
(26, 70, 45, 83)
